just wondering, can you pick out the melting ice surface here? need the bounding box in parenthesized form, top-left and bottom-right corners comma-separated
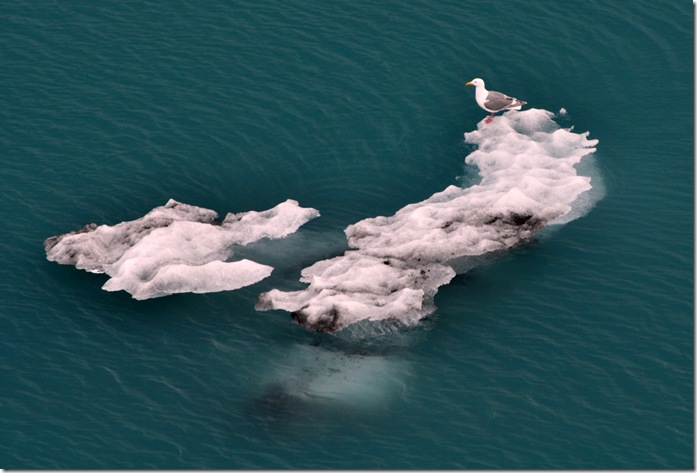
(257, 108, 602, 332)
(45, 199, 319, 299)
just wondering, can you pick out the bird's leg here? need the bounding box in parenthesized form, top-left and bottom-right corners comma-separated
(485, 113, 495, 124)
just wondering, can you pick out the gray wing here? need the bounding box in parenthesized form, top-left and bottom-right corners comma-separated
(484, 90, 518, 111)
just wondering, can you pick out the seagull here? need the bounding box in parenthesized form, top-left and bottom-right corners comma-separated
(466, 78, 527, 124)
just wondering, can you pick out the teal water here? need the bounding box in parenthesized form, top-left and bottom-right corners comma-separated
(2, 0, 693, 469)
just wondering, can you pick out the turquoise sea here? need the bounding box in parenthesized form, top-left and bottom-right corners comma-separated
(2, 0, 693, 469)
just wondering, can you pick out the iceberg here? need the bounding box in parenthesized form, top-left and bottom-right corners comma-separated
(257, 109, 601, 332)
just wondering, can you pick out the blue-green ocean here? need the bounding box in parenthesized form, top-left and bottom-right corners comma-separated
(2, 0, 693, 469)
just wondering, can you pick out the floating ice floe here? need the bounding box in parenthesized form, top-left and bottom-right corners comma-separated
(45, 199, 319, 299)
(257, 108, 601, 332)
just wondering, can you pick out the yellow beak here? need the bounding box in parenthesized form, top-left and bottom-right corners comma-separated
(466, 81, 473, 86)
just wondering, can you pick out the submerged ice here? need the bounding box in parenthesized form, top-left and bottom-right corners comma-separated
(45, 199, 319, 299)
(260, 343, 408, 407)
(257, 109, 600, 332)
(246, 341, 410, 425)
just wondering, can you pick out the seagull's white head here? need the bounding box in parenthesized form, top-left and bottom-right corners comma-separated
(466, 78, 485, 88)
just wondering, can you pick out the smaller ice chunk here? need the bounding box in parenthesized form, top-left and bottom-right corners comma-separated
(45, 199, 319, 299)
